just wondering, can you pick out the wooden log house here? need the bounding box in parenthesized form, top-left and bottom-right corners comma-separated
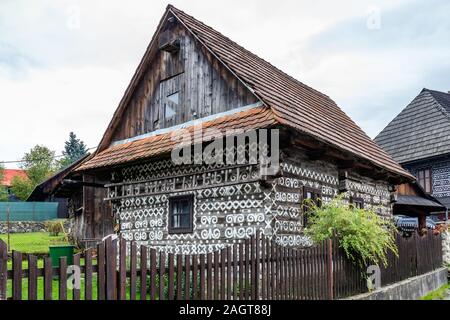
(66, 5, 414, 252)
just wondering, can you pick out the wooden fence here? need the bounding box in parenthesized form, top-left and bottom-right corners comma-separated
(0, 231, 443, 300)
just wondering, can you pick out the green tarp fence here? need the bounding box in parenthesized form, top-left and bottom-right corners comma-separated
(0, 202, 59, 221)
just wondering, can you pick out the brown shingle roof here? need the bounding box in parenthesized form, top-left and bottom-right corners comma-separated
(77, 106, 276, 171)
(78, 5, 412, 180)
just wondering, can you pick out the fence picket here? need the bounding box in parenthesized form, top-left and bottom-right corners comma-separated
(118, 238, 126, 300)
(97, 240, 105, 300)
(43, 256, 52, 300)
(73, 253, 81, 300)
(85, 248, 93, 301)
(130, 242, 137, 300)
(150, 249, 157, 300)
(0, 240, 6, 300)
(159, 251, 165, 300)
(177, 255, 183, 300)
(12, 251, 22, 300)
(185, 255, 191, 300)
(105, 237, 116, 300)
(141, 246, 148, 301)
(59, 256, 67, 300)
(0, 232, 444, 301)
(199, 254, 205, 300)
(28, 255, 37, 301)
(192, 254, 198, 300)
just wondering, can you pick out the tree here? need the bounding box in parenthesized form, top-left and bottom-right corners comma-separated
(20, 145, 56, 184)
(58, 132, 88, 169)
(10, 145, 57, 201)
(10, 176, 34, 201)
(0, 164, 8, 201)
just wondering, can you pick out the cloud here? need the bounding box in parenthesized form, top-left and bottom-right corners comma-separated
(1, 0, 449, 167)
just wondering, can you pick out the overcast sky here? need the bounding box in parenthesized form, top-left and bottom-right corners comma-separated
(1, 0, 449, 168)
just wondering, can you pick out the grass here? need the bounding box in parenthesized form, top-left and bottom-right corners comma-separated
(0, 232, 68, 254)
(421, 283, 450, 300)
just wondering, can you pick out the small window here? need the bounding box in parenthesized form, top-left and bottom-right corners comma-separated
(417, 169, 432, 193)
(350, 197, 364, 209)
(302, 187, 322, 227)
(169, 195, 194, 234)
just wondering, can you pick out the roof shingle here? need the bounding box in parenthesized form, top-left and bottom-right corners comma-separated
(375, 89, 450, 164)
(78, 5, 412, 179)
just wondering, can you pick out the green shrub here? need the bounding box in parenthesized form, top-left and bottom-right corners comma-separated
(304, 196, 398, 267)
(46, 221, 64, 237)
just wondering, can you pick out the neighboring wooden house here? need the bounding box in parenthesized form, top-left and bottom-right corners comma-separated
(69, 5, 413, 252)
(375, 88, 450, 217)
(27, 155, 92, 221)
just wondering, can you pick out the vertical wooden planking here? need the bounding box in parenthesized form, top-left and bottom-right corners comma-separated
(28, 255, 38, 301)
(85, 248, 93, 301)
(207, 253, 212, 300)
(105, 238, 116, 300)
(59, 256, 67, 300)
(130, 243, 137, 300)
(118, 238, 126, 300)
(168, 253, 175, 300)
(0, 240, 7, 300)
(150, 249, 157, 300)
(177, 255, 183, 300)
(185, 255, 191, 300)
(12, 251, 22, 300)
(159, 251, 165, 300)
(44, 256, 52, 300)
(73, 253, 81, 300)
(221, 249, 226, 300)
(199, 254, 206, 300)
(97, 240, 106, 300)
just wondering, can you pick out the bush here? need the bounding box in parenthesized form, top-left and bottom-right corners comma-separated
(46, 220, 64, 236)
(304, 196, 398, 267)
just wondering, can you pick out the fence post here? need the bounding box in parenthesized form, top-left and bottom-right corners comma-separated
(0, 240, 7, 300)
(326, 239, 334, 300)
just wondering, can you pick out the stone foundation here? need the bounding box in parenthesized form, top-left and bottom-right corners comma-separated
(345, 267, 448, 300)
(442, 231, 450, 266)
(0, 220, 70, 234)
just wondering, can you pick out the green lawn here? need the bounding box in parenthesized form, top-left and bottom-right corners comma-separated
(0, 232, 68, 254)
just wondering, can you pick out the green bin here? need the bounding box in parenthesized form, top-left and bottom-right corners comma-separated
(49, 245, 75, 267)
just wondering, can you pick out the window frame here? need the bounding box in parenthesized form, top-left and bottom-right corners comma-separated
(350, 196, 365, 209)
(417, 168, 432, 194)
(168, 195, 194, 235)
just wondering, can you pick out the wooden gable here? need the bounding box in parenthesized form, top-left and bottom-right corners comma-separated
(109, 13, 259, 145)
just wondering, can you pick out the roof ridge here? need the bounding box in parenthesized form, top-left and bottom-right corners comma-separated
(425, 90, 450, 122)
(168, 5, 331, 101)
